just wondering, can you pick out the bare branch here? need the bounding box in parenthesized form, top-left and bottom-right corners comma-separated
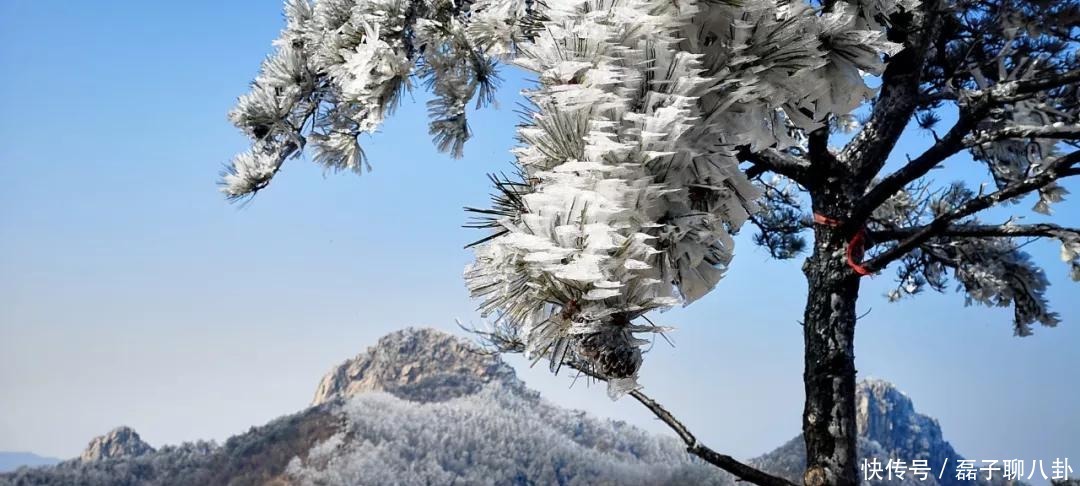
(806, 128, 838, 177)
(841, 0, 944, 181)
(628, 390, 798, 486)
(861, 151, 1080, 272)
(547, 360, 797, 486)
(968, 68, 1080, 106)
(851, 108, 988, 223)
(738, 147, 811, 184)
(965, 124, 1080, 146)
(466, 323, 800, 486)
(871, 222, 1080, 241)
(850, 67, 1079, 224)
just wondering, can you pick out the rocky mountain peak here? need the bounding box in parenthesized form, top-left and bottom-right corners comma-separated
(311, 327, 522, 405)
(79, 426, 154, 462)
(856, 379, 957, 465)
(753, 380, 985, 485)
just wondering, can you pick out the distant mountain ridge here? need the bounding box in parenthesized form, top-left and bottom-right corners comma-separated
(0, 327, 1019, 485)
(0, 453, 59, 474)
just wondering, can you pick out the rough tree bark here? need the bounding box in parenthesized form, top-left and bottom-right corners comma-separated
(801, 146, 865, 486)
(801, 232, 861, 486)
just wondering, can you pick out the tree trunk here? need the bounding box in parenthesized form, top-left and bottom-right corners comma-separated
(801, 206, 862, 486)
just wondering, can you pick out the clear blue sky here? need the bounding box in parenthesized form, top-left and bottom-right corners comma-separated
(1, 0, 1077, 473)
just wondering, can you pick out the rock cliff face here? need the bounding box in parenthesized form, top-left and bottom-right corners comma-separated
(79, 426, 154, 462)
(311, 327, 522, 405)
(857, 379, 960, 470)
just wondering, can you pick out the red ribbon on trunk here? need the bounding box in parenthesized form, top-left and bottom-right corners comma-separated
(813, 213, 873, 277)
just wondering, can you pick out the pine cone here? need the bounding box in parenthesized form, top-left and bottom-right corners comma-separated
(575, 328, 641, 379)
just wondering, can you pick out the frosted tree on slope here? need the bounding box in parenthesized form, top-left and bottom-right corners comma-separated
(222, 0, 1079, 484)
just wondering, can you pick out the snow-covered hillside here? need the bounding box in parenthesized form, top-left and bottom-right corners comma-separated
(1, 328, 1017, 486)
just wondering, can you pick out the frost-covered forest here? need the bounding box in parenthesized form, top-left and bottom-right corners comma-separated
(2, 386, 726, 486)
(286, 386, 726, 485)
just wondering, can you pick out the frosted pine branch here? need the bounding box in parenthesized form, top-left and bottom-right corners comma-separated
(863, 151, 1080, 273)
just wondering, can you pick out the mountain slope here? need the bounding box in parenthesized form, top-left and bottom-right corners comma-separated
(1, 328, 724, 485)
(1, 327, 1014, 485)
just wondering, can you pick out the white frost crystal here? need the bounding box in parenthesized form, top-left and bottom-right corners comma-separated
(464, 0, 900, 395)
(226, 0, 909, 395)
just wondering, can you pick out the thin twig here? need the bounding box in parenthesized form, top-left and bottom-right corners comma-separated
(870, 223, 1080, 241)
(628, 390, 798, 486)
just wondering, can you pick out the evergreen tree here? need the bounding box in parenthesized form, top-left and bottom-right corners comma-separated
(222, 0, 1079, 483)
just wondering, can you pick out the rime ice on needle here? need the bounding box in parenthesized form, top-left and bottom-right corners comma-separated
(225, 0, 906, 396)
(463, 0, 902, 396)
